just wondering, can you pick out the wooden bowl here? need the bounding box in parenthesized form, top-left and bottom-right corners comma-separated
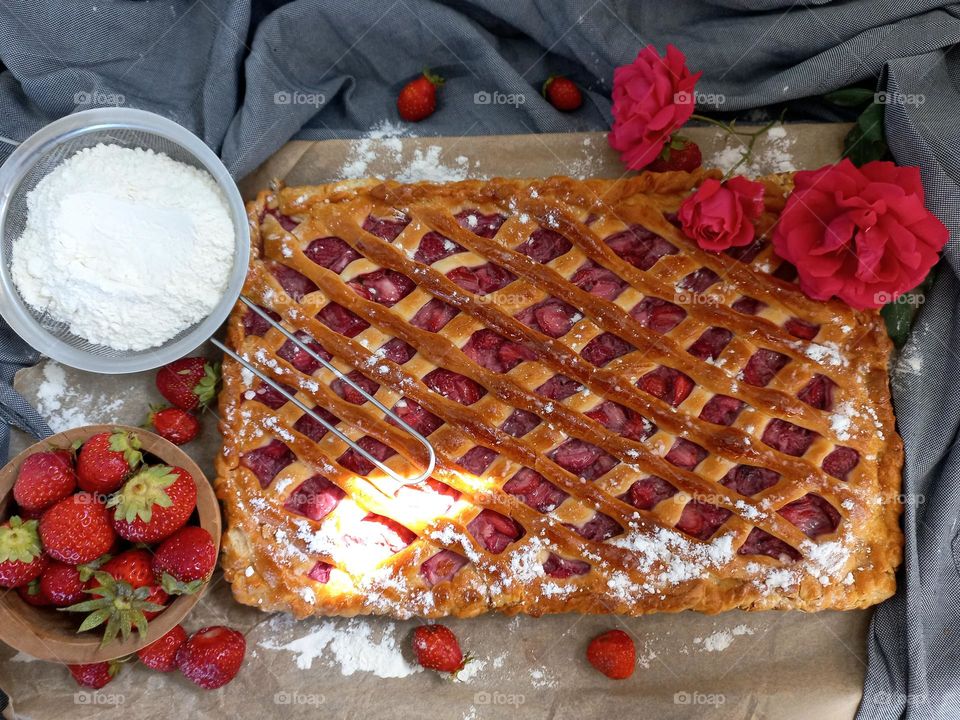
(0, 424, 221, 664)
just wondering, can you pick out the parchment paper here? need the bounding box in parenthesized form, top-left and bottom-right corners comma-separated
(0, 124, 875, 720)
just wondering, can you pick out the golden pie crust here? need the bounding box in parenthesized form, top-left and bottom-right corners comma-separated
(215, 170, 903, 619)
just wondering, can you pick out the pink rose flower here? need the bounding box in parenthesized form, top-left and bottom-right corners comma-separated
(608, 44, 701, 169)
(679, 176, 766, 252)
(772, 159, 948, 310)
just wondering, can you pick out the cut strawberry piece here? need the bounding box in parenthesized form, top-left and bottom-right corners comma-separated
(725, 239, 766, 263)
(637, 366, 694, 406)
(738, 528, 801, 561)
(798, 374, 836, 410)
(503, 468, 569, 513)
(242, 305, 280, 337)
(316, 302, 370, 338)
(266, 208, 298, 231)
(446, 263, 515, 295)
(462, 329, 536, 373)
(731, 296, 765, 315)
(355, 514, 415, 554)
(347, 269, 415, 306)
(677, 267, 720, 293)
(604, 226, 677, 270)
(331, 370, 380, 404)
(362, 213, 410, 242)
(676, 500, 732, 540)
(379, 337, 417, 364)
(581, 332, 635, 367)
(822, 446, 860, 479)
(457, 446, 498, 475)
(698, 395, 745, 426)
(543, 553, 590, 578)
(284, 475, 345, 522)
(687, 327, 733, 360)
(467, 509, 524, 553)
(585, 401, 656, 441)
(424, 368, 486, 405)
(420, 549, 469, 586)
(515, 298, 579, 338)
(337, 436, 396, 475)
(779, 494, 840, 538)
(410, 298, 459, 332)
(665, 438, 708, 469)
(742, 349, 789, 387)
(308, 561, 333, 584)
(252, 381, 295, 410)
(761, 419, 817, 456)
(785, 318, 820, 340)
(292, 407, 339, 441)
(551, 439, 619, 480)
(305, 236, 361, 272)
(270, 263, 317, 301)
(500, 409, 541, 437)
(415, 231, 464, 264)
(241, 439, 295, 488)
(515, 228, 572, 263)
(277, 332, 330, 374)
(536, 374, 583, 400)
(721, 465, 780, 496)
(570, 261, 627, 300)
(630, 296, 686, 333)
(567, 512, 622, 541)
(455, 210, 506, 238)
(624, 476, 678, 510)
(388, 399, 443, 436)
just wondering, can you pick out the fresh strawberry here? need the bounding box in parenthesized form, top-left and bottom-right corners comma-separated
(100, 549, 154, 589)
(68, 661, 120, 689)
(148, 406, 200, 445)
(138, 624, 188, 672)
(543, 75, 582, 111)
(176, 626, 246, 689)
(76, 430, 142, 494)
(39, 560, 91, 606)
(40, 493, 116, 565)
(108, 465, 197, 544)
(65, 566, 168, 647)
(141, 584, 171, 620)
(586, 629, 635, 679)
(13, 449, 76, 513)
(17, 578, 52, 607)
(647, 136, 702, 173)
(397, 69, 443, 122)
(412, 624, 466, 673)
(0, 516, 47, 588)
(156, 357, 220, 411)
(152, 526, 216, 595)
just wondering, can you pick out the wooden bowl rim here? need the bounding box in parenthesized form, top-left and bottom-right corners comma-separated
(0, 424, 221, 664)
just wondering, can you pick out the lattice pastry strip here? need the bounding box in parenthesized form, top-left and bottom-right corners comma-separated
(215, 172, 903, 619)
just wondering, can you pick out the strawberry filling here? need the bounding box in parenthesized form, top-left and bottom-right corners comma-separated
(410, 298, 459, 333)
(585, 401, 655, 441)
(536, 374, 583, 400)
(543, 553, 590, 578)
(637, 366, 695, 406)
(566, 512, 623, 542)
(455, 209, 507, 238)
(331, 370, 380, 404)
(515, 298, 579, 338)
(571, 261, 627, 300)
(284, 474, 345, 522)
(424, 368, 486, 405)
(785, 318, 820, 340)
(676, 500, 731, 541)
(446, 263, 515, 295)
(316, 302, 370, 338)
(307, 561, 333, 584)
(822, 446, 860, 479)
(761, 419, 817, 456)
(242, 305, 280, 337)
(550, 439, 619, 481)
(347, 269, 415, 306)
(337, 436, 396, 475)
(581, 332, 635, 367)
(266, 208, 298, 231)
(500, 409, 541, 438)
(378, 337, 417, 364)
(305, 236, 361, 272)
(351, 514, 415, 555)
(624, 475, 678, 510)
(725, 238, 766, 263)
(687, 327, 733, 360)
(467, 509, 524, 553)
(721, 464, 780, 496)
(731, 296, 765, 315)
(630, 296, 686, 333)
(778, 493, 840, 538)
(241, 439, 295, 488)
(516, 227, 572, 263)
(698, 394, 745, 426)
(677, 267, 720, 293)
(415, 231, 464, 264)
(252, 381, 295, 410)
(457, 446, 498, 475)
(742, 348, 789, 387)
(462, 329, 537, 372)
(798, 374, 836, 410)
(665, 438, 708, 470)
(604, 226, 678, 270)
(388, 399, 443, 437)
(503, 468, 569, 512)
(396, 478, 460, 510)
(738, 528, 801, 561)
(292, 407, 339, 441)
(420, 549, 469, 586)
(276, 332, 330, 375)
(362, 213, 410, 242)
(270, 264, 317, 301)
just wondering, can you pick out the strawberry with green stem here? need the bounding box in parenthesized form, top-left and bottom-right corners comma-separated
(156, 358, 220, 411)
(151, 525, 217, 596)
(68, 660, 122, 689)
(76, 430, 143, 494)
(397, 69, 443, 122)
(64, 567, 167, 648)
(0, 516, 47, 588)
(647, 136, 702, 172)
(108, 465, 197, 544)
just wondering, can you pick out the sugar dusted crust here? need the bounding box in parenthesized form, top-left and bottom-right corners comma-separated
(215, 171, 903, 619)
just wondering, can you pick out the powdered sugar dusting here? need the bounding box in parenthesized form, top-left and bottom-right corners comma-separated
(694, 624, 754, 652)
(34, 360, 129, 432)
(707, 124, 796, 177)
(338, 122, 475, 182)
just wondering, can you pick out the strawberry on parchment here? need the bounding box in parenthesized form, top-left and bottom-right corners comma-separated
(176, 626, 246, 689)
(148, 406, 200, 445)
(156, 357, 220, 411)
(68, 661, 120, 689)
(586, 629, 636, 679)
(412, 624, 467, 673)
(138, 624, 188, 672)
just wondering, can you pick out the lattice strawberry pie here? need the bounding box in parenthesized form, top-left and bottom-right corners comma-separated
(214, 171, 903, 619)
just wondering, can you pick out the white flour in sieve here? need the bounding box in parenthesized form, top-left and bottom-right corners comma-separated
(11, 143, 235, 351)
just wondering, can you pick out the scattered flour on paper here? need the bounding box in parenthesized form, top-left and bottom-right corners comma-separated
(259, 616, 421, 678)
(338, 121, 473, 183)
(693, 624, 754, 652)
(34, 360, 128, 432)
(11, 652, 38, 662)
(707, 123, 796, 176)
(529, 664, 559, 689)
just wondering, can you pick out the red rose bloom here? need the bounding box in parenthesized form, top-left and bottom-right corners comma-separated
(679, 176, 765, 252)
(608, 44, 701, 169)
(772, 159, 948, 310)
